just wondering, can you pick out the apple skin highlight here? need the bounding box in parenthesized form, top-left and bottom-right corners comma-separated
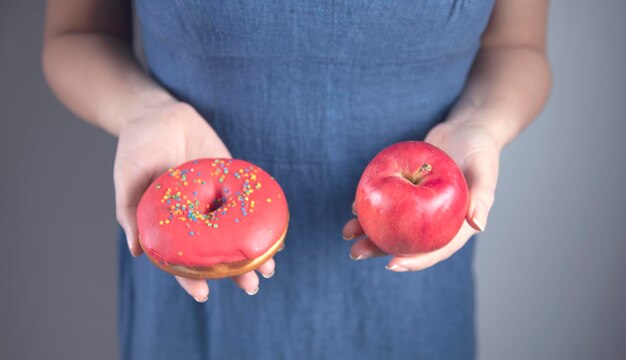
(355, 141, 469, 255)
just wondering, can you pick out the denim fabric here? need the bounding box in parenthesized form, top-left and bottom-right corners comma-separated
(121, 1, 494, 359)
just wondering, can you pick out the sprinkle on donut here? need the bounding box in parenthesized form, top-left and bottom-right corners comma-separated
(155, 159, 268, 233)
(137, 158, 289, 274)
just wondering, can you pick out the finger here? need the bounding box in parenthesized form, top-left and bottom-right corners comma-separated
(463, 152, 499, 232)
(114, 155, 152, 257)
(386, 222, 476, 272)
(351, 201, 357, 216)
(256, 257, 276, 279)
(175, 276, 209, 302)
(342, 218, 365, 240)
(231, 271, 260, 295)
(349, 237, 387, 260)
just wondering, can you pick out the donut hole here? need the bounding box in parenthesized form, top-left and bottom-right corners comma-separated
(200, 189, 233, 217)
(205, 197, 225, 214)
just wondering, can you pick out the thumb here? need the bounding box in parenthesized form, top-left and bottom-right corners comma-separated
(463, 151, 499, 232)
(114, 155, 152, 257)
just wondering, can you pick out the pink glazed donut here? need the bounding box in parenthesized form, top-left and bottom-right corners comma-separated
(137, 158, 289, 279)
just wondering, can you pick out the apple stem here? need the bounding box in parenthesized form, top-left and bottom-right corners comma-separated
(409, 163, 432, 185)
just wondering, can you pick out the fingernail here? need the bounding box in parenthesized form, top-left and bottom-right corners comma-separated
(342, 233, 354, 241)
(246, 287, 259, 296)
(472, 217, 485, 232)
(349, 253, 366, 260)
(124, 231, 136, 257)
(351, 203, 357, 216)
(277, 244, 285, 252)
(386, 264, 409, 272)
(261, 270, 275, 279)
(194, 294, 208, 303)
(471, 202, 488, 232)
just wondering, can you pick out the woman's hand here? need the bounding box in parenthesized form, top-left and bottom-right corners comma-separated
(114, 100, 276, 301)
(342, 116, 502, 271)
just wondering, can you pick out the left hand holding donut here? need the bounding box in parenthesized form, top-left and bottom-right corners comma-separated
(114, 100, 276, 301)
(342, 116, 502, 271)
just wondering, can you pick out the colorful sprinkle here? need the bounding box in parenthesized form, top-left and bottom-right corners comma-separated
(155, 160, 270, 231)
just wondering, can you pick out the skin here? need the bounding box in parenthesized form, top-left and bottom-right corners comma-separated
(343, 0, 552, 271)
(42, 0, 276, 301)
(42, 0, 551, 303)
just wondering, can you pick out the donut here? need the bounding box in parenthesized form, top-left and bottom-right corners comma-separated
(136, 158, 289, 279)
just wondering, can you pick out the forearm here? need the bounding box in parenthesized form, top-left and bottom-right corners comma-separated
(42, 32, 174, 136)
(448, 45, 552, 147)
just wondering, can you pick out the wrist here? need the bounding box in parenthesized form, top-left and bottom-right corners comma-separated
(446, 105, 519, 149)
(106, 89, 178, 136)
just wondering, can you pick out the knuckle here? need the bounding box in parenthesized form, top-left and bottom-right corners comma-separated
(480, 191, 495, 208)
(115, 207, 127, 224)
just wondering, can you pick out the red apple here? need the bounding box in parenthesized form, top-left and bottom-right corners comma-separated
(355, 141, 469, 255)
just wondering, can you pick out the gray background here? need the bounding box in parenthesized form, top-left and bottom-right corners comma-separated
(1, 1, 624, 359)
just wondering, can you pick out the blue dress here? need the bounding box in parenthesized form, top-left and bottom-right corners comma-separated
(120, 1, 494, 359)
